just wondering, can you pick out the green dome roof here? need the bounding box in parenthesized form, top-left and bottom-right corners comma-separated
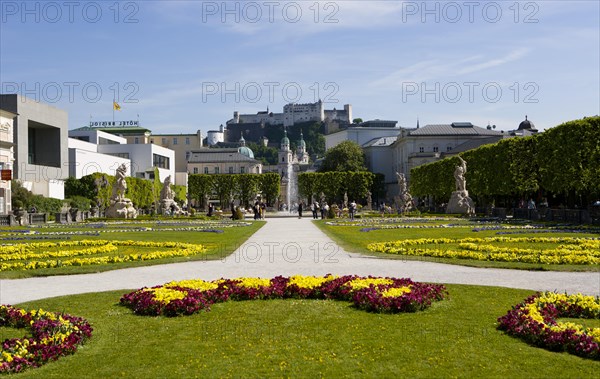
(238, 146, 254, 159)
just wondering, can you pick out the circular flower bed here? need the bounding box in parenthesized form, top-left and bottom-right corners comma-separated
(0, 305, 93, 373)
(120, 275, 448, 317)
(497, 292, 600, 360)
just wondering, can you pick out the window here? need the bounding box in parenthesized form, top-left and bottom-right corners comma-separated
(109, 152, 129, 159)
(214, 167, 219, 174)
(162, 138, 167, 144)
(134, 137, 139, 144)
(153, 154, 170, 169)
(185, 137, 190, 145)
(229, 166, 234, 174)
(150, 139, 154, 144)
(282, 157, 285, 162)
(173, 138, 178, 145)
(240, 167, 245, 174)
(185, 151, 191, 161)
(433, 146, 439, 153)
(447, 145, 452, 152)
(419, 146, 424, 153)
(193, 167, 199, 174)
(204, 167, 209, 174)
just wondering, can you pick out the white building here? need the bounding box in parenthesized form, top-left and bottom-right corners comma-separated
(0, 109, 17, 214)
(0, 94, 68, 199)
(386, 122, 503, 198)
(325, 120, 402, 150)
(69, 129, 175, 182)
(187, 137, 262, 175)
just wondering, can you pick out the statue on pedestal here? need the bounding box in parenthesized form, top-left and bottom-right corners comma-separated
(446, 157, 475, 215)
(159, 175, 181, 215)
(105, 164, 138, 218)
(395, 172, 413, 214)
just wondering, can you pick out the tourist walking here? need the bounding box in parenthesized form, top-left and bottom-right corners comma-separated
(298, 202, 303, 219)
(312, 202, 319, 219)
(349, 200, 356, 221)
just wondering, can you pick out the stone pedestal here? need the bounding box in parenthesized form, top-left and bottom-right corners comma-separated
(160, 199, 181, 215)
(105, 198, 138, 218)
(446, 190, 475, 215)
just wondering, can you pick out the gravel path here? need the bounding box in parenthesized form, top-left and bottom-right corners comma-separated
(1, 217, 599, 305)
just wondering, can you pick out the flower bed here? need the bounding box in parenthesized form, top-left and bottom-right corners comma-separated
(120, 275, 448, 317)
(367, 237, 600, 265)
(0, 240, 207, 271)
(497, 292, 600, 360)
(0, 305, 93, 373)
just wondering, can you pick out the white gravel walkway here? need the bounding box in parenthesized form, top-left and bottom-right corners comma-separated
(1, 217, 599, 305)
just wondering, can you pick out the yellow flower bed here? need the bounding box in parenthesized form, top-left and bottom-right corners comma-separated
(367, 237, 600, 265)
(346, 278, 394, 290)
(0, 240, 207, 271)
(287, 275, 338, 289)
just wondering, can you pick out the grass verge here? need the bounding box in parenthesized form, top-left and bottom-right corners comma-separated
(0, 221, 264, 279)
(9, 284, 599, 378)
(315, 220, 600, 272)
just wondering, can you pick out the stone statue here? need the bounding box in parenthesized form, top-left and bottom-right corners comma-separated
(447, 157, 475, 215)
(160, 175, 175, 201)
(320, 192, 326, 206)
(159, 175, 181, 215)
(454, 156, 467, 192)
(366, 191, 372, 211)
(105, 164, 137, 219)
(395, 172, 413, 214)
(343, 192, 348, 209)
(112, 163, 128, 201)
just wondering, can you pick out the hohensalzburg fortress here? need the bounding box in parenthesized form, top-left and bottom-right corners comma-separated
(227, 100, 352, 127)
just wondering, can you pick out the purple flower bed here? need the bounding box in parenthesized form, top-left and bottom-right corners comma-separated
(497, 293, 599, 360)
(0, 305, 93, 373)
(120, 275, 448, 317)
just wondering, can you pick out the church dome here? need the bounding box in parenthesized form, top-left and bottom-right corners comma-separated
(281, 131, 290, 146)
(238, 146, 254, 159)
(298, 131, 306, 147)
(518, 115, 535, 130)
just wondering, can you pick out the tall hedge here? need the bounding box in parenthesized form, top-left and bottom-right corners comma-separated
(298, 172, 374, 204)
(187, 173, 281, 207)
(410, 116, 600, 205)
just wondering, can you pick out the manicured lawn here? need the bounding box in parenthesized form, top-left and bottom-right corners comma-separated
(0, 220, 264, 279)
(10, 284, 599, 378)
(316, 218, 600, 271)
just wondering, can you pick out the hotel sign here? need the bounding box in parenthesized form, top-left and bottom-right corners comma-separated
(1, 170, 12, 181)
(89, 121, 139, 127)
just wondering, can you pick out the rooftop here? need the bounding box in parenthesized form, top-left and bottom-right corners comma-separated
(409, 123, 502, 136)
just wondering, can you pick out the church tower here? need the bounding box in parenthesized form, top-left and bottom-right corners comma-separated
(296, 130, 309, 164)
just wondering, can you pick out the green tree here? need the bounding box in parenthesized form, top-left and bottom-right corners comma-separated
(319, 140, 367, 172)
(188, 174, 215, 208)
(236, 174, 260, 206)
(258, 173, 281, 206)
(353, 118, 363, 124)
(213, 175, 237, 207)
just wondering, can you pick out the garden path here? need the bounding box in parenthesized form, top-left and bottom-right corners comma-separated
(1, 217, 599, 305)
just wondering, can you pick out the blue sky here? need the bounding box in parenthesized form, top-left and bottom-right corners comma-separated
(1, 1, 598, 134)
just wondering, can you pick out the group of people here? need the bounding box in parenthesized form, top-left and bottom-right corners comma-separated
(252, 201, 267, 220)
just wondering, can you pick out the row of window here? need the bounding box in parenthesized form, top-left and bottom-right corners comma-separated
(418, 146, 453, 153)
(144, 137, 193, 145)
(192, 167, 247, 174)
